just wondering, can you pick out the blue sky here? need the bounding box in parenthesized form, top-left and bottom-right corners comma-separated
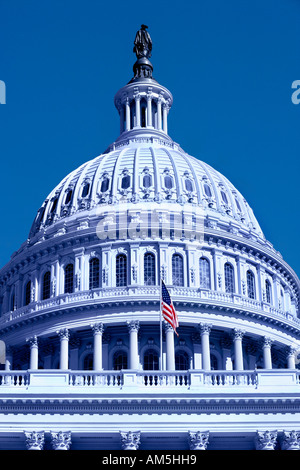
(0, 0, 299, 276)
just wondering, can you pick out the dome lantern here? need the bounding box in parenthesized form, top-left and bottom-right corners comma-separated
(114, 25, 173, 140)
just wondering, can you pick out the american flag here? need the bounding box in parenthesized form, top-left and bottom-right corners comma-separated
(161, 280, 179, 336)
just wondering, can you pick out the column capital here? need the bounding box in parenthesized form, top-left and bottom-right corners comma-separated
(281, 430, 300, 450)
(24, 431, 45, 450)
(91, 323, 104, 335)
(262, 336, 273, 348)
(232, 328, 245, 340)
(255, 430, 277, 450)
(164, 322, 174, 333)
(127, 320, 140, 333)
(120, 431, 141, 450)
(199, 323, 212, 335)
(188, 431, 209, 450)
(50, 431, 72, 450)
(26, 335, 38, 348)
(56, 328, 70, 341)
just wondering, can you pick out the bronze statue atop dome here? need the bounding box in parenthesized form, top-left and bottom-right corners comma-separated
(133, 24, 152, 59)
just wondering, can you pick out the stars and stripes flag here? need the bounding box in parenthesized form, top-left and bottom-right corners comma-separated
(161, 280, 179, 336)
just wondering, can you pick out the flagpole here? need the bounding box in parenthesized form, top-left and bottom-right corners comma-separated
(160, 278, 162, 370)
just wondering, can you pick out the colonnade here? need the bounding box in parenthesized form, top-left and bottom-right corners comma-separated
(6, 321, 296, 372)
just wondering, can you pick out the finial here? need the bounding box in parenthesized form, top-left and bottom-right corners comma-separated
(132, 25, 153, 81)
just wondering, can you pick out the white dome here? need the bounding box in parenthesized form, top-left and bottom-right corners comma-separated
(29, 139, 264, 242)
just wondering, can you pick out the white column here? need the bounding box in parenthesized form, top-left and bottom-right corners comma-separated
(125, 98, 130, 131)
(91, 323, 104, 371)
(286, 346, 296, 369)
(127, 320, 140, 369)
(165, 323, 175, 370)
(199, 323, 212, 370)
(27, 336, 39, 370)
(233, 329, 244, 370)
(135, 95, 141, 127)
(57, 328, 70, 369)
(147, 94, 153, 127)
(262, 337, 273, 369)
(157, 96, 162, 130)
(162, 103, 168, 133)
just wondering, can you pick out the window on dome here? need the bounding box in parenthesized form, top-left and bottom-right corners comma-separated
(224, 263, 235, 293)
(100, 174, 110, 193)
(235, 198, 242, 212)
(143, 171, 152, 189)
(81, 182, 90, 198)
(113, 350, 128, 370)
(116, 254, 127, 287)
(42, 271, 51, 300)
(247, 270, 256, 299)
(25, 281, 31, 306)
(121, 171, 131, 190)
(64, 264, 74, 294)
(89, 257, 100, 290)
(204, 183, 212, 198)
(265, 279, 272, 304)
(221, 191, 228, 205)
(144, 252, 156, 286)
(175, 351, 189, 370)
(144, 349, 159, 370)
(172, 254, 184, 287)
(164, 173, 173, 190)
(50, 197, 58, 214)
(199, 257, 211, 289)
(64, 189, 73, 205)
(10, 290, 15, 311)
(185, 178, 193, 192)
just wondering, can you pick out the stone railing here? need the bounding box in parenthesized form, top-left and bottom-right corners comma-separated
(1, 286, 298, 327)
(0, 369, 299, 393)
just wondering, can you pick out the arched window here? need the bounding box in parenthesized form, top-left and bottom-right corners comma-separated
(42, 271, 51, 300)
(64, 189, 73, 205)
(83, 353, 93, 371)
(81, 182, 90, 198)
(50, 197, 58, 214)
(142, 170, 152, 189)
(203, 183, 212, 198)
(210, 354, 218, 371)
(175, 351, 189, 370)
(64, 264, 74, 294)
(116, 254, 127, 287)
(25, 281, 31, 306)
(100, 174, 110, 193)
(247, 270, 256, 299)
(224, 263, 235, 293)
(144, 349, 159, 371)
(89, 257, 100, 290)
(10, 289, 15, 311)
(164, 173, 173, 190)
(199, 257, 211, 289)
(185, 178, 193, 192)
(121, 171, 131, 190)
(220, 190, 228, 205)
(172, 254, 184, 286)
(113, 351, 128, 370)
(265, 279, 272, 304)
(144, 252, 156, 286)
